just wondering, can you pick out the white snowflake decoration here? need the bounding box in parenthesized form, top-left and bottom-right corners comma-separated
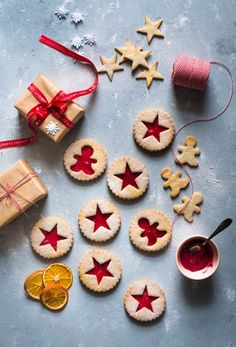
(71, 35, 84, 50)
(45, 122, 60, 136)
(71, 11, 84, 24)
(84, 33, 96, 46)
(54, 5, 68, 19)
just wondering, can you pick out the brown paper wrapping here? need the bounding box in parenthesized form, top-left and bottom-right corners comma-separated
(0, 160, 48, 228)
(14, 75, 85, 143)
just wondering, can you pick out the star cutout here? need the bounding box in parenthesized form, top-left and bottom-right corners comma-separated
(138, 218, 167, 246)
(39, 224, 67, 251)
(98, 54, 124, 81)
(115, 39, 137, 63)
(136, 62, 164, 88)
(115, 163, 142, 190)
(125, 44, 151, 71)
(137, 17, 164, 44)
(85, 258, 114, 284)
(142, 114, 169, 142)
(132, 286, 159, 312)
(86, 205, 113, 232)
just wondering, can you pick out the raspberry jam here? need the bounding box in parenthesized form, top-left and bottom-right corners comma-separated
(179, 239, 214, 272)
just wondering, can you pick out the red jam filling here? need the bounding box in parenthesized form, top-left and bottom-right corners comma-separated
(132, 286, 159, 312)
(142, 115, 169, 142)
(85, 258, 114, 285)
(87, 205, 112, 232)
(138, 218, 167, 246)
(39, 224, 67, 251)
(115, 163, 142, 190)
(70, 145, 97, 175)
(179, 239, 214, 272)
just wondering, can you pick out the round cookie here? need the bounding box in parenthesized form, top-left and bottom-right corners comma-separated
(78, 248, 122, 292)
(64, 139, 107, 181)
(107, 156, 149, 200)
(133, 109, 175, 152)
(78, 199, 121, 242)
(30, 216, 73, 259)
(124, 279, 166, 322)
(130, 209, 172, 252)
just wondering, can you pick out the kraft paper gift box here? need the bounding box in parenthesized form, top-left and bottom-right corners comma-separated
(0, 159, 48, 228)
(14, 75, 85, 143)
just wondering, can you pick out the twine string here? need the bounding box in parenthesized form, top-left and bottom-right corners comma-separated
(171, 58, 234, 226)
(0, 173, 38, 215)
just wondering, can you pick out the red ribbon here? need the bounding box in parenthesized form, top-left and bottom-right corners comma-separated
(0, 173, 38, 214)
(27, 86, 73, 129)
(0, 35, 98, 150)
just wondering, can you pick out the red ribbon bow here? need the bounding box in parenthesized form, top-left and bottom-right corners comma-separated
(27, 86, 73, 129)
(0, 35, 98, 149)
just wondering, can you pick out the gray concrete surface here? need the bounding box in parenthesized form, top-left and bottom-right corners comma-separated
(0, 0, 236, 346)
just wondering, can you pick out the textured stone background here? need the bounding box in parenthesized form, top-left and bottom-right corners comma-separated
(0, 0, 236, 346)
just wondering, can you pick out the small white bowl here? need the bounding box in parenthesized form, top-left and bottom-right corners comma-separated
(176, 235, 221, 280)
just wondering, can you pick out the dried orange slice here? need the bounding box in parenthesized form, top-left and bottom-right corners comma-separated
(24, 270, 44, 300)
(43, 263, 73, 289)
(41, 285, 68, 311)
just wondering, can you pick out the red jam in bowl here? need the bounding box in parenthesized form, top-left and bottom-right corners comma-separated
(179, 239, 214, 272)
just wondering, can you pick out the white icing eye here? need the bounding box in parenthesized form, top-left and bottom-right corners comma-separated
(45, 122, 60, 136)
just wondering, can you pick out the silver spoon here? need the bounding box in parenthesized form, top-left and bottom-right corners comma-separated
(190, 218, 233, 253)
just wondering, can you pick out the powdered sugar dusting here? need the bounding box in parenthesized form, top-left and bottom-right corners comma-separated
(226, 288, 236, 302)
(173, 14, 190, 29)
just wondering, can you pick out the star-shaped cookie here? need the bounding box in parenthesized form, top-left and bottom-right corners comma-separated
(78, 248, 122, 292)
(115, 39, 137, 63)
(125, 44, 151, 71)
(78, 199, 121, 242)
(124, 279, 166, 322)
(137, 16, 164, 44)
(98, 54, 124, 81)
(107, 156, 149, 200)
(136, 62, 164, 88)
(30, 216, 73, 259)
(133, 109, 175, 152)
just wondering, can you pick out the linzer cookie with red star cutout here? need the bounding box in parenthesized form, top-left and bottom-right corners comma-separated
(130, 210, 172, 252)
(64, 139, 107, 181)
(107, 156, 149, 200)
(133, 109, 175, 152)
(124, 279, 166, 322)
(30, 216, 73, 259)
(78, 199, 121, 242)
(78, 248, 122, 292)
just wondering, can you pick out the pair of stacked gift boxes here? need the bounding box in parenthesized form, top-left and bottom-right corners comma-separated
(0, 75, 84, 228)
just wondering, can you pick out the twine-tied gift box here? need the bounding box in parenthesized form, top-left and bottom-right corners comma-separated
(0, 159, 48, 228)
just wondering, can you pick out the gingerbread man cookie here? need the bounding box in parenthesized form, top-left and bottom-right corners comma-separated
(161, 167, 190, 198)
(173, 192, 203, 222)
(176, 135, 200, 167)
(64, 139, 107, 181)
(130, 209, 172, 252)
